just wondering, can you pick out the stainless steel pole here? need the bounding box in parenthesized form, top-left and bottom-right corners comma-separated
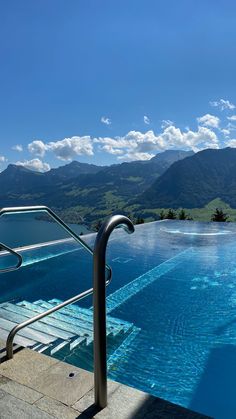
(93, 215, 134, 409)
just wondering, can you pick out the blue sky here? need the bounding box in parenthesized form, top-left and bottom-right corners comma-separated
(1, 0, 236, 171)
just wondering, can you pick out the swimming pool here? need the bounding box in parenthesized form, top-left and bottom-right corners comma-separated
(1, 219, 236, 418)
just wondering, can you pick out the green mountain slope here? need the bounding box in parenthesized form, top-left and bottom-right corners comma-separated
(140, 148, 236, 209)
(0, 150, 192, 220)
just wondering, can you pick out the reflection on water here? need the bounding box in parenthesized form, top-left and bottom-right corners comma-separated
(161, 227, 232, 236)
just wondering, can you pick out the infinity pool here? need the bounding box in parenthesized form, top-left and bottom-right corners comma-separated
(1, 219, 236, 418)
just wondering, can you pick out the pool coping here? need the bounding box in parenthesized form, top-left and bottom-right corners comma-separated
(0, 340, 211, 418)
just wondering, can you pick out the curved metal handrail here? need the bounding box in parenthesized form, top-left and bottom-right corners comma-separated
(93, 215, 135, 408)
(2, 211, 135, 411)
(0, 205, 112, 280)
(0, 242, 23, 273)
(2, 205, 110, 358)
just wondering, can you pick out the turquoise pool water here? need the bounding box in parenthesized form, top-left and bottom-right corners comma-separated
(1, 219, 236, 418)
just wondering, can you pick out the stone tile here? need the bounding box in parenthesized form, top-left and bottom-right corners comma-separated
(73, 380, 211, 419)
(0, 349, 59, 387)
(73, 380, 119, 415)
(35, 396, 84, 419)
(32, 361, 94, 406)
(0, 375, 43, 404)
(0, 388, 6, 400)
(0, 389, 54, 419)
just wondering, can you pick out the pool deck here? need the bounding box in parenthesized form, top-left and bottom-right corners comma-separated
(0, 340, 211, 419)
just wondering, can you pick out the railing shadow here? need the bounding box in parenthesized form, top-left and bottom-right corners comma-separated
(76, 392, 210, 419)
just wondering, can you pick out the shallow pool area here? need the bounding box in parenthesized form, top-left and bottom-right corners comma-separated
(1, 219, 236, 418)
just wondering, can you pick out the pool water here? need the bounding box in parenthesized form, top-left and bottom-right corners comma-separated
(1, 219, 236, 418)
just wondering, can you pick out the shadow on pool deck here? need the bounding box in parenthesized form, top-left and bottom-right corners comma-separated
(190, 344, 236, 419)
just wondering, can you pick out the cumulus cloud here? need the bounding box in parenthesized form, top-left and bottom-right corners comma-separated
(221, 128, 230, 137)
(118, 152, 155, 161)
(0, 156, 6, 162)
(47, 137, 93, 160)
(96, 125, 219, 161)
(197, 114, 220, 128)
(28, 136, 94, 161)
(16, 158, 50, 172)
(161, 119, 173, 129)
(144, 115, 150, 125)
(226, 139, 236, 148)
(28, 140, 46, 157)
(210, 99, 235, 111)
(12, 144, 23, 152)
(101, 116, 111, 125)
(227, 115, 236, 121)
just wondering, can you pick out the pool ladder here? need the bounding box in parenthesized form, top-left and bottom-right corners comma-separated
(0, 206, 134, 409)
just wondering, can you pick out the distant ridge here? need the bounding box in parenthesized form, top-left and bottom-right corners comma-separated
(140, 147, 236, 209)
(0, 149, 194, 221)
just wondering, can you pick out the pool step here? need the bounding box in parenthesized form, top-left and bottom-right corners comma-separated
(0, 299, 136, 361)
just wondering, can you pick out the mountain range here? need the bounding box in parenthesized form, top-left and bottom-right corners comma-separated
(140, 147, 236, 209)
(0, 150, 192, 223)
(1, 147, 236, 225)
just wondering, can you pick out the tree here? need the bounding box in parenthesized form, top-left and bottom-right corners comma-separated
(178, 209, 187, 220)
(211, 208, 229, 222)
(165, 209, 176, 219)
(93, 220, 103, 231)
(136, 217, 145, 224)
(159, 210, 165, 220)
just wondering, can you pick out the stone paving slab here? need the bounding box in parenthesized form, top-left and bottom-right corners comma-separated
(35, 396, 87, 419)
(0, 341, 212, 419)
(0, 388, 54, 419)
(73, 380, 211, 419)
(0, 348, 93, 406)
(0, 374, 43, 404)
(32, 362, 94, 406)
(0, 348, 59, 387)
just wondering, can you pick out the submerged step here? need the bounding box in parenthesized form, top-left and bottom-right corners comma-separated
(46, 299, 130, 335)
(0, 297, 137, 362)
(17, 301, 94, 339)
(0, 317, 58, 345)
(0, 306, 74, 341)
(0, 327, 37, 348)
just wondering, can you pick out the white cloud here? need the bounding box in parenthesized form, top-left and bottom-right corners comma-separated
(101, 145, 124, 155)
(47, 136, 93, 161)
(16, 158, 50, 172)
(101, 116, 111, 125)
(28, 140, 46, 157)
(0, 156, 6, 162)
(210, 99, 235, 111)
(197, 113, 220, 128)
(12, 144, 23, 152)
(96, 125, 219, 161)
(161, 119, 173, 129)
(221, 128, 230, 137)
(28, 136, 94, 161)
(227, 115, 236, 121)
(226, 139, 236, 148)
(118, 152, 155, 161)
(144, 115, 150, 125)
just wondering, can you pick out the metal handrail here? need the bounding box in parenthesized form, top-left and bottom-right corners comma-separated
(93, 215, 135, 408)
(1, 209, 134, 410)
(0, 242, 23, 273)
(6, 285, 95, 359)
(0, 204, 110, 358)
(0, 205, 112, 281)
